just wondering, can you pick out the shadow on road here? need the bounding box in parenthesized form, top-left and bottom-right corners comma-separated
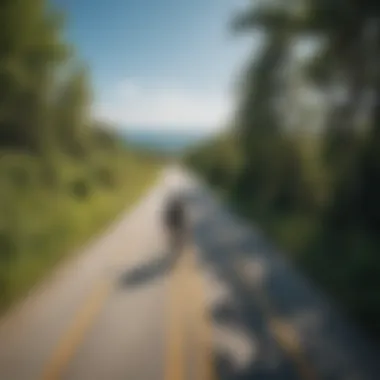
(117, 251, 180, 289)
(117, 189, 201, 290)
(115, 185, 379, 380)
(186, 186, 380, 380)
(181, 189, 299, 379)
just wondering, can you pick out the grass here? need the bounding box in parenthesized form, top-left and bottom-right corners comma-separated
(0, 153, 162, 312)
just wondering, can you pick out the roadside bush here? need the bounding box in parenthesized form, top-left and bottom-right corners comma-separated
(95, 166, 116, 189)
(69, 177, 92, 200)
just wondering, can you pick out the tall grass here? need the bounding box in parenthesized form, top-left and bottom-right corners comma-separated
(0, 152, 162, 312)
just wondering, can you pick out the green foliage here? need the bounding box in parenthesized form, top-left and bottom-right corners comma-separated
(187, 0, 380, 340)
(0, 0, 69, 152)
(185, 132, 243, 196)
(69, 177, 91, 200)
(55, 66, 92, 157)
(0, 150, 160, 311)
(0, 0, 162, 311)
(93, 166, 116, 189)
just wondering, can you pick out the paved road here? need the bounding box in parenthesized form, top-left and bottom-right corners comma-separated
(0, 167, 379, 380)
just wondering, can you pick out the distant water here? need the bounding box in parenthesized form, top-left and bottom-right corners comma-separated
(120, 130, 207, 154)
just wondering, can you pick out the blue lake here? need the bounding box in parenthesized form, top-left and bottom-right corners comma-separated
(120, 129, 207, 154)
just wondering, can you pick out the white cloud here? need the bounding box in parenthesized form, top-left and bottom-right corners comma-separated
(94, 79, 234, 133)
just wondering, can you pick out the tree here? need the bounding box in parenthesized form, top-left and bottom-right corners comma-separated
(0, 0, 69, 152)
(231, 1, 307, 214)
(55, 65, 92, 157)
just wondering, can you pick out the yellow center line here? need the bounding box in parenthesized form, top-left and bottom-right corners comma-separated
(41, 231, 131, 380)
(41, 280, 111, 380)
(164, 247, 216, 380)
(40, 203, 144, 380)
(164, 254, 186, 380)
(42, 242, 214, 380)
(190, 248, 215, 380)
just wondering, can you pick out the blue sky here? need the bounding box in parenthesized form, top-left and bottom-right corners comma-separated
(53, 0, 254, 132)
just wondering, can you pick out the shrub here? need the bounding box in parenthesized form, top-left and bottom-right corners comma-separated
(69, 177, 91, 200)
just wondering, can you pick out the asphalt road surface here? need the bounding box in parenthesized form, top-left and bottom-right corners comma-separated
(0, 166, 379, 380)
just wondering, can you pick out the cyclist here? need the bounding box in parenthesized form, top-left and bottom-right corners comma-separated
(163, 193, 187, 256)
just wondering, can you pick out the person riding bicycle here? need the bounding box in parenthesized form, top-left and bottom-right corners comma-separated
(163, 194, 187, 255)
